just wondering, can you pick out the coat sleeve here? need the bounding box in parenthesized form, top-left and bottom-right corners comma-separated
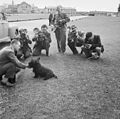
(32, 36, 37, 42)
(63, 13, 70, 23)
(8, 52, 27, 69)
(47, 33, 51, 42)
(92, 38, 102, 47)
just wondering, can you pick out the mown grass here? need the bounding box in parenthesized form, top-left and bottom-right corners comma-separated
(0, 16, 120, 119)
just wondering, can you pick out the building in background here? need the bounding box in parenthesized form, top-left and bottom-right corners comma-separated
(6, 5, 17, 14)
(88, 11, 117, 16)
(31, 6, 40, 13)
(4, 0, 17, 14)
(44, 6, 56, 14)
(17, 2, 32, 14)
(2, 1, 118, 16)
(0, 6, 5, 12)
(61, 7, 76, 16)
(44, 6, 76, 16)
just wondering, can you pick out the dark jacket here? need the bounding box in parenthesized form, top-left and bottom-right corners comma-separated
(20, 33, 32, 48)
(68, 30, 84, 47)
(53, 13, 70, 28)
(0, 46, 26, 69)
(85, 35, 102, 50)
(49, 13, 54, 25)
(32, 31, 51, 48)
(43, 31, 51, 43)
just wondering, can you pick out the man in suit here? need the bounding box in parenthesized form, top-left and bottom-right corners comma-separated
(53, 6, 70, 53)
(0, 39, 28, 86)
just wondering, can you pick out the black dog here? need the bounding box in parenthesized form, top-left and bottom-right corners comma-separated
(28, 57, 57, 80)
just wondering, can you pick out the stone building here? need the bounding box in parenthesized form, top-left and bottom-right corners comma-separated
(17, 2, 32, 14)
(4, 0, 17, 14)
(0, 6, 5, 12)
(31, 6, 40, 13)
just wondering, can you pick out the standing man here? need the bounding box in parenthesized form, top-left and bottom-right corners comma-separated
(49, 12, 54, 26)
(1, 12, 7, 20)
(0, 39, 28, 86)
(53, 6, 70, 53)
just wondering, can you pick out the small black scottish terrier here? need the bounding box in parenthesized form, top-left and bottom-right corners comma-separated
(28, 57, 57, 80)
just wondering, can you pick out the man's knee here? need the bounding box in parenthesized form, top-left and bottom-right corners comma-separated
(95, 47, 101, 56)
(3, 63, 16, 70)
(3, 63, 17, 78)
(82, 47, 92, 58)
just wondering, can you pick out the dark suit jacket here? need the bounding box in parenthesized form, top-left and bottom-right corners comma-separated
(0, 46, 26, 69)
(85, 35, 102, 50)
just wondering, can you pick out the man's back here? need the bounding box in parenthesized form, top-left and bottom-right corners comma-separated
(0, 46, 14, 66)
(0, 45, 26, 69)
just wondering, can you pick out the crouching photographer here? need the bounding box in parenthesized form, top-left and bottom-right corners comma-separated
(16, 29, 32, 60)
(67, 25, 84, 54)
(32, 28, 45, 56)
(32, 25, 51, 56)
(81, 32, 104, 59)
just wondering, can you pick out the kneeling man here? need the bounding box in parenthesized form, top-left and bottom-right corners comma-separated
(81, 32, 104, 59)
(0, 39, 28, 86)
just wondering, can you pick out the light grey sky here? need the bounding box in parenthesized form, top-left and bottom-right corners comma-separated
(0, 0, 120, 12)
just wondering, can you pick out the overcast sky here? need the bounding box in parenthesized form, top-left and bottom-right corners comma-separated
(0, 0, 120, 12)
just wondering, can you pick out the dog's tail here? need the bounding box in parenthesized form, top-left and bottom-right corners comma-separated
(53, 74, 58, 79)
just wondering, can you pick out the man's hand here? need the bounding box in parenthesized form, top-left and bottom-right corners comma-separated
(59, 19, 63, 22)
(25, 63, 29, 68)
(85, 44, 92, 49)
(59, 19, 66, 24)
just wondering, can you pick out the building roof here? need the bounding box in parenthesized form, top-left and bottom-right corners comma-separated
(17, 2, 31, 7)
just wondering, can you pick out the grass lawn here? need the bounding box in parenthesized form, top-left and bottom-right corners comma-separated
(0, 16, 120, 119)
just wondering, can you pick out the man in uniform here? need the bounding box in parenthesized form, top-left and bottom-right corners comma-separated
(53, 6, 70, 53)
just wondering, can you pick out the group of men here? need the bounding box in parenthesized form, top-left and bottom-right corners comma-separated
(67, 25, 104, 59)
(14, 24, 52, 59)
(32, 25, 51, 56)
(15, 28, 32, 59)
(0, 6, 104, 87)
(49, 6, 104, 59)
(0, 25, 52, 87)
